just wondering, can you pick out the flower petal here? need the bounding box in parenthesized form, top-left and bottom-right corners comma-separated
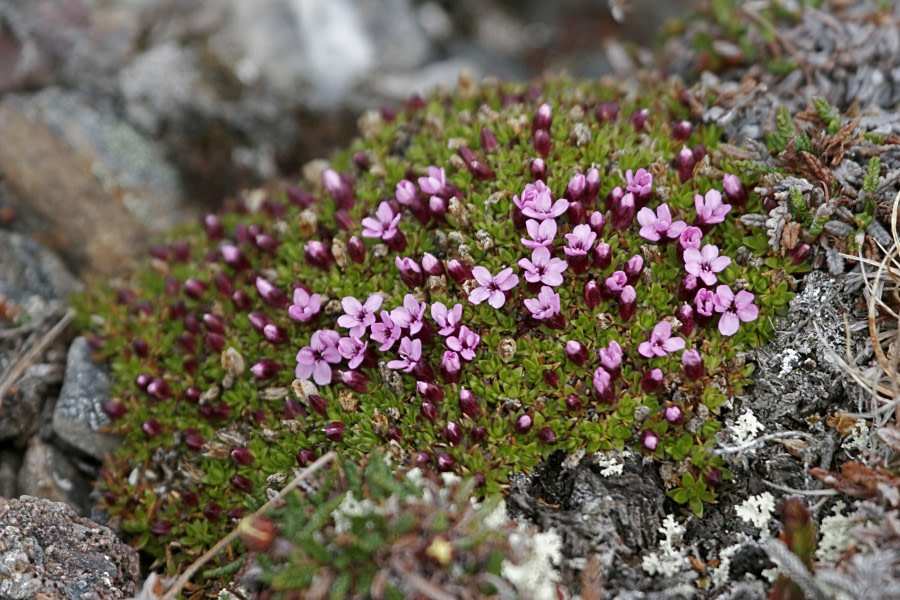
(468, 286, 490, 305)
(718, 312, 740, 336)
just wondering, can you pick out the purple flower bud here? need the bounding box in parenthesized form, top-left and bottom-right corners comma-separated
(102, 400, 126, 420)
(148, 378, 171, 400)
(149, 245, 169, 261)
(593, 242, 612, 270)
(308, 394, 328, 416)
(185, 386, 201, 403)
(543, 369, 559, 387)
(183, 278, 207, 300)
(618, 285, 637, 321)
(443, 421, 463, 445)
(588, 211, 606, 236)
(287, 185, 315, 208)
(183, 313, 201, 334)
(640, 368, 664, 393)
(420, 401, 438, 423)
(530, 158, 547, 181)
(255, 233, 280, 254)
(471, 425, 488, 443)
(672, 120, 693, 142)
(339, 369, 370, 393)
(630, 108, 650, 131)
(533, 129, 551, 158)
(256, 277, 289, 308)
(304, 240, 333, 270)
(352, 151, 370, 170)
(419, 253, 443, 277)
(682, 349, 704, 381)
(205, 332, 226, 353)
(428, 196, 447, 222)
(132, 338, 149, 357)
(142, 419, 163, 437)
(230, 447, 254, 466)
(583, 280, 601, 310)
(565, 393, 583, 412)
(231, 474, 253, 493)
(204, 214, 224, 240)
(763, 196, 778, 212)
(705, 468, 723, 486)
(624, 254, 644, 284)
(458, 388, 480, 418)
(567, 200, 586, 225)
(248, 312, 272, 335)
(151, 521, 172, 536)
(213, 272, 233, 297)
(436, 452, 456, 472)
(202, 502, 222, 520)
(220, 244, 250, 270)
(324, 422, 346, 442)
(202, 313, 225, 334)
(323, 169, 354, 210)
(595, 101, 618, 123)
(177, 332, 196, 354)
(677, 274, 699, 302)
(183, 428, 205, 451)
(605, 185, 624, 212)
(675, 304, 696, 336)
(692, 144, 707, 162)
(532, 102, 552, 132)
(664, 405, 685, 425)
(640, 430, 660, 451)
(263, 323, 288, 344)
(296, 448, 317, 467)
(611, 192, 635, 230)
(447, 259, 473, 284)
(416, 380, 444, 403)
(538, 427, 557, 444)
(385, 424, 402, 442)
(136, 373, 152, 391)
(722, 174, 747, 207)
(468, 159, 495, 181)
(231, 290, 252, 311)
(333, 209, 354, 232)
(585, 168, 601, 204)
(565, 173, 586, 203)
(395, 256, 424, 288)
(251, 359, 281, 379)
(592, 367, 615, 403)
(346, 236, 366, 264)
(565, 340, 589, 366)
(384, 229, 408, 253)
(481, 127, 498, 151)
(514, 414, 533, 434)
(790, 243, 810, 265)
(674, 147, 696, 183)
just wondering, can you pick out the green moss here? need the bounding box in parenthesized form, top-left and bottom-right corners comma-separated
(76, 77, 796, 589)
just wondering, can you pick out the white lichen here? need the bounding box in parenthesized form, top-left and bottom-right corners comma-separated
(641, 514, 689, 578)
(502, 527, 565, 600)
(735, 492, 776, 534)
(709, 543, 742, 588)
(816, 500, 853, 562)
(332, 491, 381, 534)
(593, 450, 630, 477)
(729, 409, 765, 450)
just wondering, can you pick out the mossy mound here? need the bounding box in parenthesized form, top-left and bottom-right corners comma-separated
(77, 76, 806, 590)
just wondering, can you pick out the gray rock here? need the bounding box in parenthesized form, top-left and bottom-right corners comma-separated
(0, 495, 140, 599)
(52, 337, 120, 461)
(17, 437, 90, 513)
(0, 362, 63, 443)
(0, 230, 80, 302)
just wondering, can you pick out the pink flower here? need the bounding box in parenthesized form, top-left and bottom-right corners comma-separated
(638, 321, 685, 358)
(515, 181, 568, 220)
(625, 168, 652, 199)
(441, 350, 461, 376)
(694, 288, 715, 317)
(338, 336, 367, 369)
(447, 325, 480, 361)
(518, 246, 568, 287)
(418, 166, 446, 196)
(469, 266, 519, 309)
(288, 287, 322, 323)
(683, 244, 731, 286)
(387, 336, 422, 372)
(712, 285, 759, 336)
(395, 179, 417, 205)
(337, 293, 382, 337)
(521, 218, 557, 249)
(295, 330, 341, 385)
(390, 294, 426, 335)
(361, 202, 402, 241)
(679, 226, 703, 252)
(599, 340, 623, 373)
(370, 311, 401, 351)
(603, 271, 628, 298)
(694, 190, 731, 226)
(523, 286, 561, 321)
(592, 366, 614, 403)
(563, 224, 597, 257)
(637, 203, 687, 242)
(430, 302, 463, 336)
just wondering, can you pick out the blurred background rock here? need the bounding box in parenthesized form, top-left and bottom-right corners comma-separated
(0, 0, 686, 278)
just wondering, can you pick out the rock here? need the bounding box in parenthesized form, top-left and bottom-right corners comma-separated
(0, 230, 80, 302)
(0, 495, 140, 599)
(52, 337, 120, 461)
(0, 87, 190, 277)
(17, 437, 90, 513)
